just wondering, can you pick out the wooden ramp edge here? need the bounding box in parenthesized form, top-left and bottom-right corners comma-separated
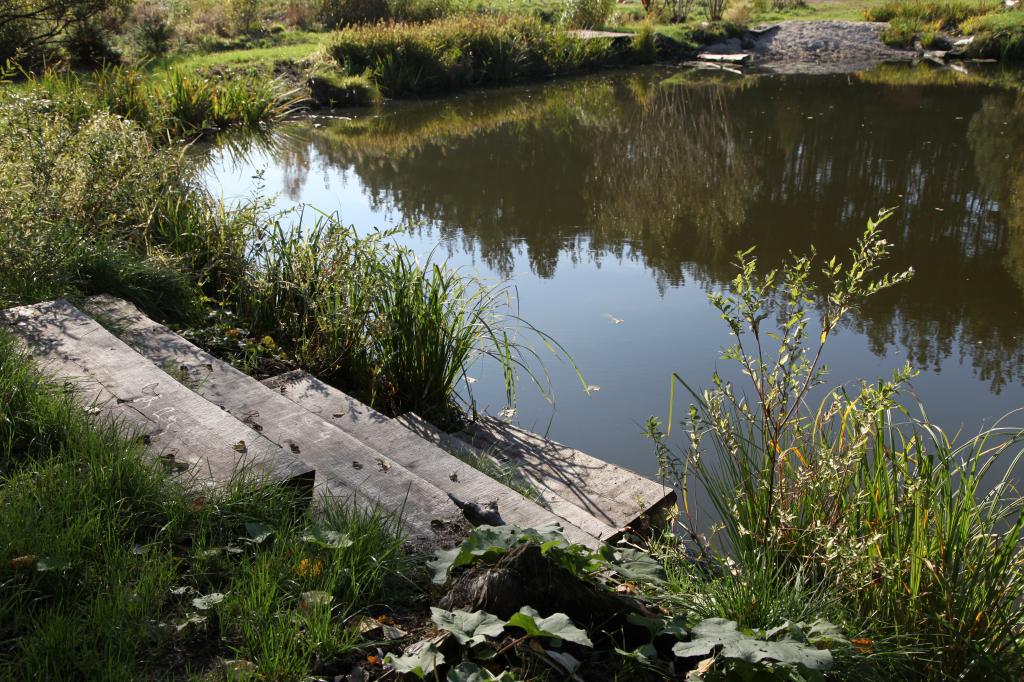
(264, 371, 614, 548)
(82, 295, 466, 544)
(395, 412, 623, 544)
(0, 299, 314, 495)
(458, 418, 676, 533)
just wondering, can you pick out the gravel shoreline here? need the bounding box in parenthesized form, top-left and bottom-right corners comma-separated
(703, 20, 916, 74)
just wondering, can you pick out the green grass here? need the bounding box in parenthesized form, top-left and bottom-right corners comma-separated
(144, 39, 324, 76)
(0, 331, 414, 679)
(326, 15, 656, 98)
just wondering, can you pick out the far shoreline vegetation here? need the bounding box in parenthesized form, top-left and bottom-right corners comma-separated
(3, 0, 1024, 679)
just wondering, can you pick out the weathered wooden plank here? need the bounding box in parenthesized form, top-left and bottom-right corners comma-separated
(569, 29, 633, 41)
(1, 300, 314, 495)
(395, 411, 622, 544)
(697, 52, 751, 63)
(263, 371, 613, 547)
(458, 418, 676, 532)
(83, 295, 465, 543)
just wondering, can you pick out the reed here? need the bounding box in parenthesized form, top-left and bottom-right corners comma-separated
(648, 215, 1024, 679)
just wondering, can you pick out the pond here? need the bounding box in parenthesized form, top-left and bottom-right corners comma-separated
(204, 63, 1024, 480)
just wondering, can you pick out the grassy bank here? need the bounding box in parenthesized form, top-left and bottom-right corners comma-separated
(0, 68, 545, 426)
(0, 331, 414, 679)
(865, 0, 1024, 56)
(326, 16, 656, 97)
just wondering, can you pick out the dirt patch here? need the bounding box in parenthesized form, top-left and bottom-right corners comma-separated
(703, 20, 916, 74)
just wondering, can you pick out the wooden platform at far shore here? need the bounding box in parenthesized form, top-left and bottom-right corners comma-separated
(570, 30, 634, 41)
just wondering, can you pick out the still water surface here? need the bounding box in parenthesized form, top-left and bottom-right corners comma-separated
(205, 65, 1024, 478)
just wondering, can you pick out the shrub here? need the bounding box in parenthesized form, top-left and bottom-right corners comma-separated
(318, 0, 451, 28)
(561, 0, 614, 29)
(705, 0, 729, 22)
(63, 17, 120, 65)
(229, 0, 263, 34)
(0, 0, 126, 66)
(127, 0, 174, 57)
(284, 0, 318, 28)
(723, 2, 751, 24)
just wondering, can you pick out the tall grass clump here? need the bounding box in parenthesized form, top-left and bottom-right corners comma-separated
(326, 15, 651, 97)
(196, 213, 569, 425)
(0, 331, 413, 679)
(865, 0, 999, 29)
(20, 63, 300, 139)
(647, 211, 1024, 679)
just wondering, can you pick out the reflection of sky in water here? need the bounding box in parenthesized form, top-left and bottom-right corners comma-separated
(203, 69, 1024, 478)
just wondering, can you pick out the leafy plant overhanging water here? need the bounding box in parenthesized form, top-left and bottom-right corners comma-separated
(647, 212, 1024, 679)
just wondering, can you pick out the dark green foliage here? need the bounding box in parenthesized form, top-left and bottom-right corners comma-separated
(307, 68, 380, 107)
(0, 0, 128, 66)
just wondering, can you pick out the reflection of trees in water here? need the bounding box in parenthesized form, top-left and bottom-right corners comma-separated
(258, 70, 1024, 389)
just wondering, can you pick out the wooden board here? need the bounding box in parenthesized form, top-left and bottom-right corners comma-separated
(1, 300, 314, 495)
(265, 371, 613, 547)
(458, 418, 676, 532)
(569, 29, 633, 41)
(396, 411, 622, 543)
(697, 52, 751, 63)
(82, 295, 465, 543)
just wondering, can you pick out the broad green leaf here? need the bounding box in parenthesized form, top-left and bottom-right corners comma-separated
(301, 528, 353, 549)
(446, 661, 516, 682)
(806, 619, 847, 646)
(35, 557, 71, 572)
(505, 606, 592, 647)
(244, 522, 273, 544)
(722, 638, 832, 670)
(385, 642, 444, 679)
(298, 591, 333, 610)
(604, 548, 667, 584)
(673, 618, 834, 671)
(615, 643, 659, 662)
(430, 607, 506, 646)
(545, 650, 581, 673)
(428, 525, 542, 584)
(192, 592, 226, 610)
(673, 618, 747, 659)
(626, 613, 687, 639)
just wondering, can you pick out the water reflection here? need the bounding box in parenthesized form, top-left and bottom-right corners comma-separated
(249, 67, 1024, 395)
(203, 64, 1024, 473)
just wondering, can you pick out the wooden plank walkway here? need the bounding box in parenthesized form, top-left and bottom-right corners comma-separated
(264, 371, 612, 547)
(82, 295, 466, 543)
(1, 300, 314, 493)
(51, 294, 675, 546)
(458, 418, 676, 532)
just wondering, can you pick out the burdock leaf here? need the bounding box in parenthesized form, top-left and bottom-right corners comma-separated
(301, 528, 353, 549)
(384, 642, 444, 679)
(244, 522, 273, 544)
(446, 661, 516, 681)
(430, 607, 505, 646)
(505, 607, 592, 647)
(192, 592, 226, 610)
